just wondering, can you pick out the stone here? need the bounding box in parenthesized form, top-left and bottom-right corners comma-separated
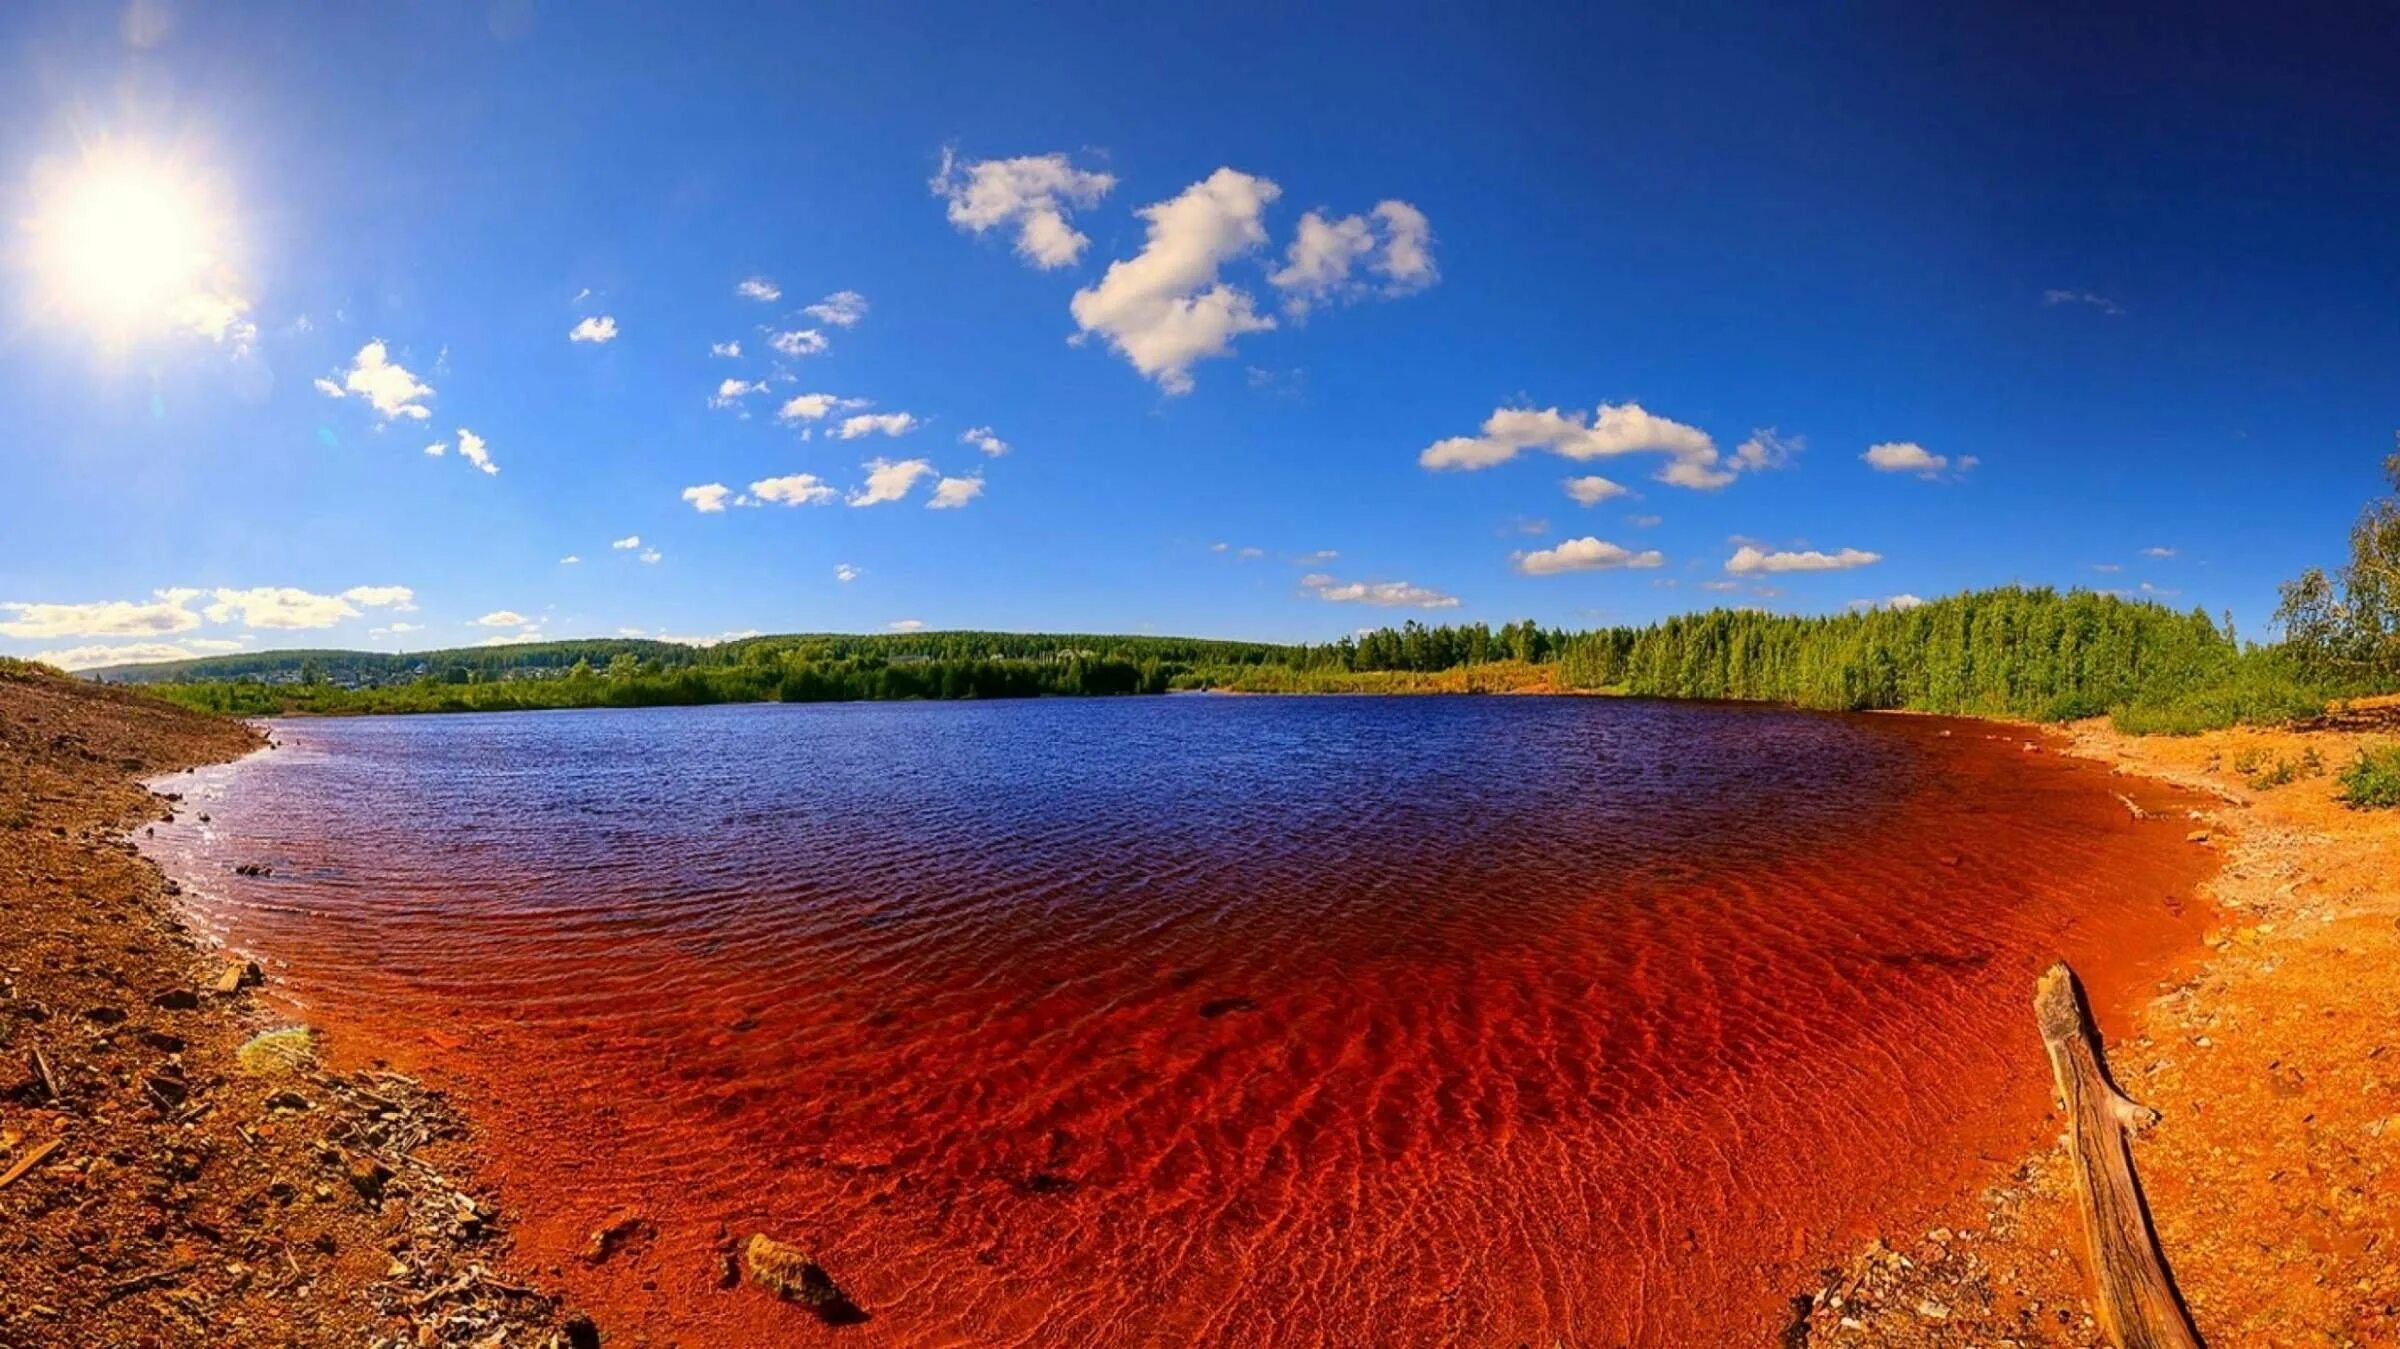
(742, 1234, 867, 1324)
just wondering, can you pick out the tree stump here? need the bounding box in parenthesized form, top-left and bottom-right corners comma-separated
(2032, 962, 2201, 1349)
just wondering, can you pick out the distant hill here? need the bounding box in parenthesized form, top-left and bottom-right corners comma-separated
(81, 631, 1307, 687)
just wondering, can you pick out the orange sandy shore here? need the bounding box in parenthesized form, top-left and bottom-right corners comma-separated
(1798, 697, 2400, 1345)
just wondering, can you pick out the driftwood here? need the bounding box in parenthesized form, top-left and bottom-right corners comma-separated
(2033, 962, 2201, 1349)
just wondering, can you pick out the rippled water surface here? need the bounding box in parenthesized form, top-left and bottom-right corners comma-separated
(145, 696, 2211, 1344)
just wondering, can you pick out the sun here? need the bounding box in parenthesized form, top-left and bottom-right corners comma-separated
(21, 141, 247, 344)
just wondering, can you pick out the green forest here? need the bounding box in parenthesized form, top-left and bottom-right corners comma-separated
(112, 448, 2400, 734)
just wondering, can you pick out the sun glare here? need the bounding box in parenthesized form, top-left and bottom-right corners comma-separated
(22, 143, 244, 344)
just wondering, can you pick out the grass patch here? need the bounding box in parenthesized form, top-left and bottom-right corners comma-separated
(2337, 745, 2400, 810)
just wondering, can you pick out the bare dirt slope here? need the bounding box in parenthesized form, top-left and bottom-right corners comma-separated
(0, 662, 581, 1347)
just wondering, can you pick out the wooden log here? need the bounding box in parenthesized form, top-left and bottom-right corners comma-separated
(2033, 961, 2202, 1349)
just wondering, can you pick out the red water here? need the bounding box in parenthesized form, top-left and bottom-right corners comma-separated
(142, 697, 2212, 1344)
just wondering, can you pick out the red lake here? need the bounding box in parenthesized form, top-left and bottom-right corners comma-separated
(142, 695, 2213, 1344)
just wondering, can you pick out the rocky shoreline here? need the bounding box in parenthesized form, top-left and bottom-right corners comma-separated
(0, 662, 585, 1346)
(1792, 699, 2400, 1345)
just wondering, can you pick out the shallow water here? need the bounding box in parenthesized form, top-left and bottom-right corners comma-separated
(145, 696, 2211, 1344)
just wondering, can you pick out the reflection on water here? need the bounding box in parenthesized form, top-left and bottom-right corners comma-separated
(146, 696, 2209, 1344)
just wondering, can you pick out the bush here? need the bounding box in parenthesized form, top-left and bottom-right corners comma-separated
(2337, 745, 2400, 809)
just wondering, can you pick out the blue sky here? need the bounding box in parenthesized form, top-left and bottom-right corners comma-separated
(3, 2, 2394, 667)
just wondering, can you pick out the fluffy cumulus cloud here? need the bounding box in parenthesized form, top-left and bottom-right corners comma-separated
(1512, 537, 1665, 575)
(832, 412, 918, 440)
(767, 328, 828, 357)
(1420, 401, 1728, 487)
(803, 291, 868, 327)
(319, 340, 434, 421)
(203, 586, 369, 629)
(710, 378, 769, 410)
(455, 428, 497, 475)
(834, 564, 861, 583)
(1563, 474, 1628, 506)
(339, 585, 416, 611)
(1268, 199, 1436, 316)
(559, 555, 581, 565)
(612, 535, 641, 550)
(849, 458, 936, 507)
(932, 148, 1117, 269)
(710, 340, 741, 358)
(1731, 428, 1802, 473)
(751, 473, 838, 507)
(29, 641, 243, 671)
(640, 548, 662, 564)
(0, 590, 204, 638)
(736, 276, 781, 302)
(888, 618, 927, 633)
(1862, 441, 1976, 478)
(474, 610, 528, 628)
(568, 315, 618, 344)
(1725, 545, 1882, 574)
(1302, 574, 1461, 609)
(928, 475, 984, 509)
(1847, 593, 1927, 611)
(777, 393, 866, 425)
(683, 482, 733, 513)
(1070, 168, 1281, 393)
(959, 426, 1009, 457)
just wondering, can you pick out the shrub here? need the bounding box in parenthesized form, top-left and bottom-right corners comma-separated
(2337, 745, 2400, 810)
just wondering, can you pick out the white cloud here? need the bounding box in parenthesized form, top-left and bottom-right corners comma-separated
(1883, 593, 1927, 610)
(1303, 574, 1462, 609)
(1421, 402, 1730, 490)
(339, 585, 416, 611)
(710, 340, 742, 358)
(959, 425, 1009, 456)
(802, 291, 868, 327)
(1295, 549, 1340, 563)
(568, 315, 619, 344)
(324, 340, 435, 421)
(0, 590, 203, 638)
(372, 621, 423, 636)
(639, 549, 661, 564)
(832, 412, 918, 440)
(751, 473, 838, 507)
(477, 630, 546, 647)
(710, 378, 768, 409)
(456, 427, 497, 475)
(928, 475, 984, 509)
(736, 276, 781, 302)
(1513, 537, 1665, 575)
(834, 564, 861, 583)
(683, 482, 734, 513)
(2142, 546, 2177, 559)
(777, 392, 866, 424)
(654, 629, 761, 648)
(2043, 289, 2124, 315)
(1268, 199, 1437, 316)
(1725, 545, 1882, 574)
(1563, 475, 1629, 506)
(1862, 441, 1975, 478)
(30, 642, 219, 671)
(1069, 168, 1281, 393)
(888, 618, 927, 633)
(559, 555, 581, 565)
(849, 458, 935, 506)
(423, 440, 446, 457)
(473, 610, 530, 628)
(931, 148, 1117, 269)
(767, 328, 828, 357)
(203, 586, 376, 630)
(612, 535, 641, 550)
(1731, 428, 1801, 473)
